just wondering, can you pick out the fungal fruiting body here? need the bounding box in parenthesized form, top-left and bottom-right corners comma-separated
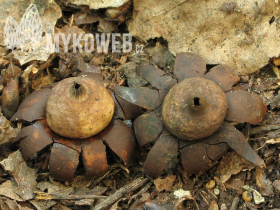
(46, 77, 114, 139)
(162, 77, 228, 140)
(11, 74, 137, 182)
(127, 52, 267, 178)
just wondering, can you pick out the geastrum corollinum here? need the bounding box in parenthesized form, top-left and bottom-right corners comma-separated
(11, 73, 142, 182)
(110, 52, 267, 178)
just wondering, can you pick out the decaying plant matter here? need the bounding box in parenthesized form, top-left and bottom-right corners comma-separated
(11, 73, 141, 182)
(112, 52, 267, 178)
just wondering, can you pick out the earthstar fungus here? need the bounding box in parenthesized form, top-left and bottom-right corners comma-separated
(11, 73, 140, 182)
(124, 52, 267, 178)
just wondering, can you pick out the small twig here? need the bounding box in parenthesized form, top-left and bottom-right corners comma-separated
(69, 14, 74, 26)
(21, 62, 37, 98)
(255, 138, 280, 151)
(88, 163, 129, 188)
(244, 123, 251, 140)
(92, 177, 149, 210)
(8, 56, 14, 78)
(249, 124, 280, 135)
(35, 191, 107, 200)
(127, 182, 152, 206)
(248, 75, 254, 93)
(229, 197, 240, 210)
(38, 53, 57, 72)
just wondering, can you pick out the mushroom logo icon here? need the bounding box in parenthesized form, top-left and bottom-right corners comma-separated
(4, 4, 42, 52)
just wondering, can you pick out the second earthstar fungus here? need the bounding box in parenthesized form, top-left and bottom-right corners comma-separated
(11, 74, 141, 182)
(116, 52, 267, 179)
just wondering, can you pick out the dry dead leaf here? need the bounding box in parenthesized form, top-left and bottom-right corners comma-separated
(143, 202, 168, 210)
(264, 147, 276, 158)
(116, 62, 149, 87)
(21, 64, 36, 97)
(0, 57, 10, 67)
(153, 175, 176, 192)
(0, 112, 21, 145)
(128, 0, 280, 74)
(68, 0, 130, 9)
(149, 42, 174, 69)
(119, 56, 127, 65)
(105, 2, 131, 22)
(245, 201, 260, 210)
(224, 172, 245, 194)
(98, 19, 116, 33)
(36, 181, 74, 196)
(1, 64, 22, 83)
(84, 64, 101, 73)
(1, 79, 19, 119)
(31, 72, 55, 90)
(273, 57, 280, 66)
(74, 11, 100, 25)
(209, 200, 219, 210)
(51, 203, 72, 210)
(58, 52, 87, 78)
(36, 180, 107, 204)
(255, 168, 274, 196)
(220, 204, 228, 210)
(255, 138, 280, 151)
(217, 152, 254, 183)
(272, 180, 280, 191)
(0, 150, 37, 200)
(0, 180, 24, 201)
(173, 194, 199, 210)
(29, 200, 57, 210)
(263, 138, 280, 145)
(55, 26, 86, 51)
(0, 198, 28, 210)
(108, 198, 128, 210)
